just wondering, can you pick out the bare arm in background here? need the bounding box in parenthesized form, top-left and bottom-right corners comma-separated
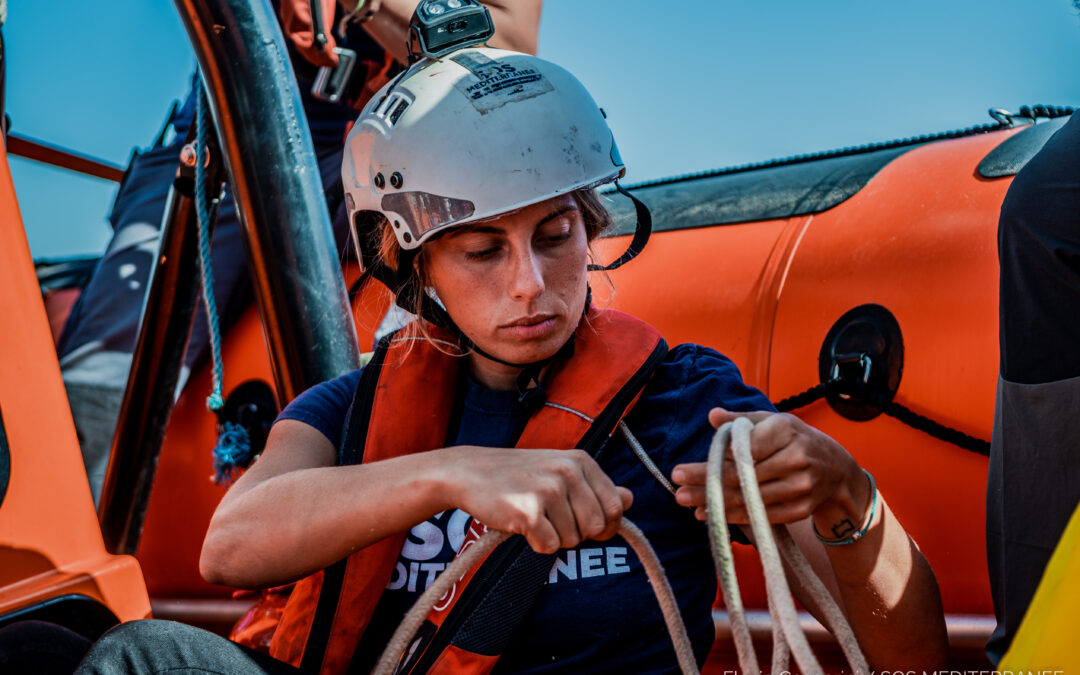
(352, 0, 543, 62)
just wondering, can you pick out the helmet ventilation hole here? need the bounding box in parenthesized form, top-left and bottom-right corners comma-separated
(388, 99, 410, 125)
(377, 92, 411, 128)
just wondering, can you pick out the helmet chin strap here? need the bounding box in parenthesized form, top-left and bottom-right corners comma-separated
(587, 181, 652, 272)
(400, 269, 591, 413)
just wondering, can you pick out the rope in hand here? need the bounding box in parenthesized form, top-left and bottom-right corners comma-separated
(374, 520, 698, 675)
(709, 417, 868, 675)
(376, 417, 870, 674)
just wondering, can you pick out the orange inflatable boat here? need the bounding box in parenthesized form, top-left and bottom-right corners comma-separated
(127, 111, 1071, 666)
(3, 0, 1075, 665)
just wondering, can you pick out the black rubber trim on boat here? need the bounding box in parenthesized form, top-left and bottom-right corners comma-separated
(604, 145, 913, 235)
(0, 407, 9, 509)
(977, 116, 1071, 178)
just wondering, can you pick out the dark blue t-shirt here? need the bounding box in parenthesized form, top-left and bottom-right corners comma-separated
(277, 343, 773, 673)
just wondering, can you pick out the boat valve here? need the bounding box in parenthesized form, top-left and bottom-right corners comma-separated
(817, 304, 904, 422)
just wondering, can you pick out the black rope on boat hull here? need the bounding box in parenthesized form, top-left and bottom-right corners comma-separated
(773, 380, 990, 457)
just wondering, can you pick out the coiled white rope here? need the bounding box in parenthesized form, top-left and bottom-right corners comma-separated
(709, 417, 869, 675)
(376, 417, 870, 674)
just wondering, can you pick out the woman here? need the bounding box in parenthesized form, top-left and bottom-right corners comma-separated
(81, 47, 948, 674)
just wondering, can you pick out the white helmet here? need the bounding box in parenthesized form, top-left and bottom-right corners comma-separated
(342, 47, 625, 250)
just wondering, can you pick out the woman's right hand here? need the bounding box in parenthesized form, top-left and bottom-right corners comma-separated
(438, 446, 632, 555)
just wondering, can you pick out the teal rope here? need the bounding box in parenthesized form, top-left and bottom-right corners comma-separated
(212, 421, 253, 486)
(194, 77, 256, 485)
(194, 80, 225, 413)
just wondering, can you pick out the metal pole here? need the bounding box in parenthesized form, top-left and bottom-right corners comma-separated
(99, 172, 206, 555)
(100, 0, 360, 554)
(172, 0, 360, 406)
(5, 133, 125, 182)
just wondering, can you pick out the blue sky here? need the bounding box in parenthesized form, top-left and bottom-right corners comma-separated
(7, 1, 1080, 259)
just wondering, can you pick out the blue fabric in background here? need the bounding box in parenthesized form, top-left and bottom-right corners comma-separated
(57, 66, 355, 375)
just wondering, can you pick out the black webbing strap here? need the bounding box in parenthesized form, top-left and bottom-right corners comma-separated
(299, 336, 391, 674)
(301, 563, 346, 674)
(337, 335, 392, 467)
(588, 181, 652, 272)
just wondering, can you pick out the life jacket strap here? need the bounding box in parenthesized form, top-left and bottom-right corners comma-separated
(388, 337, 669, 674)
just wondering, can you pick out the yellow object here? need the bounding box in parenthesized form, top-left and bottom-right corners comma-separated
(999, 501, 1080, 670)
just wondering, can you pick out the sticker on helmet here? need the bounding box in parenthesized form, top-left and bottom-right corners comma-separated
(451, 53, 554, 114)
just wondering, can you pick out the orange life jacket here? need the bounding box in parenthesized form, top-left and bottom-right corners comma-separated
(269, 309, 668, 674)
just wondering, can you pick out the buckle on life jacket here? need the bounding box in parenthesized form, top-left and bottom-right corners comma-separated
(312, 47, 358, 103)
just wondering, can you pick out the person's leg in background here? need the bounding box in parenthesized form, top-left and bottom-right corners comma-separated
(987, 113, 1080, 663)
(0, 620, 92, 675)
(57, 129, 190, 504)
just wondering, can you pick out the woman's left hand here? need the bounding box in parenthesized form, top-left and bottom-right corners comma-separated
(671, 408, 871, 529)
(673, 408, 948, 670)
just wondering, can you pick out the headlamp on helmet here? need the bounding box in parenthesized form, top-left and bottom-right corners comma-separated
(408, 0, 494, 62)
